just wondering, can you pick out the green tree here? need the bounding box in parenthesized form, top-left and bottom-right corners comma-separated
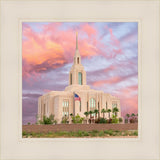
(70, 113, 73, 117)
(107, 109, 111, 119)
(101, 108, 106, 118)
(131, 113, 135, 117)
(125, 114, 130, 123)
(94, 109, 99, 119)
(84, 111, 89, 118)
(112, 107, 119, 117)
(126, 113, 130, 119)
(89, 110, 93, 119)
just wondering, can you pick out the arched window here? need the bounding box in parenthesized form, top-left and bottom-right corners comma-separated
(112, 102, 117, 109)
(78, 72, 82, 85)
(90, 98, 96, 116)
(77, 57, 79, 64)
(70, 73, 72, 85)
(62, 100, 69, 117)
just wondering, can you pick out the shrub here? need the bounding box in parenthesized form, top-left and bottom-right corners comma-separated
(27, 122, 31, 125)
(99, 131, 104, 136)
(129, 118, 135, 123)
(77, 130, 83, 137)
(95, 118, 100, 123)
(43, 116, 52, 124)
(112, 118, 119, 123)
(92, 130, 99, 133)
(125, 118, 128, 123)
(39, 114, 57, 125)
(107, 130, 113, 136)
(119, 117, 123, 123)
(83, 131, 89, 136)
(104, 130, 109, 134)
(72, 114, 84, 124)
(112, 115, 119, 123)
(90, 132, 97, 137)
(61, 116, 69, 124)
(108, 118, 112, 123)
(133, 131, 138, 136)
(99, 118, 107, 123)
(54, 120, 57, 124)
(129, 116, 138, 123)
(22, 131, 27, 136)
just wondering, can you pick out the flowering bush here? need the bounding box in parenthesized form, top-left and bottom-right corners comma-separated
(129, 115, 138, 123)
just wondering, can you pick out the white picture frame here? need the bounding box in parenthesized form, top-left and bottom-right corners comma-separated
(0, 0, 159, 160)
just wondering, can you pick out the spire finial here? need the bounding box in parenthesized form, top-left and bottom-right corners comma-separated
(76, 32, 78, 50)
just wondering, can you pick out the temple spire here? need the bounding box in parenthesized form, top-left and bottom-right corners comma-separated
(76, 32, 78, 50)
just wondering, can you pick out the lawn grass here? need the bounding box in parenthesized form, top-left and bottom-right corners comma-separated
(22, 130, 138, 138)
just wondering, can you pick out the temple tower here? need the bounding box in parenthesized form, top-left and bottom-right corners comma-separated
(69, 33, 86, 86)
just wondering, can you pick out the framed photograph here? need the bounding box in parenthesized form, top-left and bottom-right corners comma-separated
(0, 0, 159, 160)
(22, 21, 138, 138)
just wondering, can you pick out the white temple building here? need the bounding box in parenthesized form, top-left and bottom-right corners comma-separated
(38, 33, 121, 123)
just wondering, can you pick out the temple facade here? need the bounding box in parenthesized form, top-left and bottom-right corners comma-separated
(37, 33, 121, 124)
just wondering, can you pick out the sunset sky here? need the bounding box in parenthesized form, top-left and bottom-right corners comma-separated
(22, 22, 138, 124)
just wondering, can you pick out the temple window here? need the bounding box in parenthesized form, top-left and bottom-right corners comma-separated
(62, 100, 69, 117)
(77, 57, 79, 64)
(90, 98, 96, 116)
(78, 72, 82, 85)
(112, 102, 117, 109)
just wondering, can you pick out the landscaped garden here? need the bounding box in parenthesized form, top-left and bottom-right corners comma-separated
(34, 107, 138, 125)
(23, 107, 138, 138)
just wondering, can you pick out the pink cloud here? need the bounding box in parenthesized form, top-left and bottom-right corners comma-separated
(22, 23, 124, 81)
(43, 89, 52, 93)
(113, 85, 138, 117)
(92, 76, 121, 87)
(22, 23, 101, 80)
(81, 23, 97, 37)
